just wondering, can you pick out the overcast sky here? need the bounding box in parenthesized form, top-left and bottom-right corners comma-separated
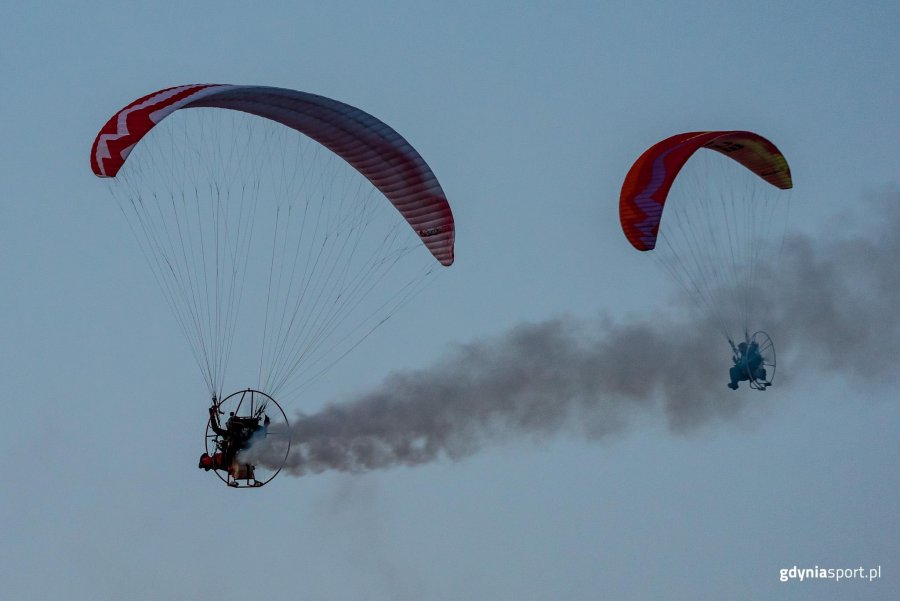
(2, 1, 899, 600)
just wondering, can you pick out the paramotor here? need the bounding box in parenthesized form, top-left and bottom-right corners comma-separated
(91, 84, 455, 483)
(619, 131, 791, 389)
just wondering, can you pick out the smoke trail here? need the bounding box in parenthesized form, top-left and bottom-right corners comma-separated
(254, 190, 899, 476)
(767, 191, 900, 381)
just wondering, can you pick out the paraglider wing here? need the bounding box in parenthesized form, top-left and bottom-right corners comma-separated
(90, 84, 454, 265)
(619, 131, 792, 251)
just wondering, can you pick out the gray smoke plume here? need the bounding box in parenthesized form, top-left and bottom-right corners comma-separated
(262, 190, 899, 476)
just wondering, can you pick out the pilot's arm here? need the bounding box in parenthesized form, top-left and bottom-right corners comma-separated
(209, 406, 229, 437)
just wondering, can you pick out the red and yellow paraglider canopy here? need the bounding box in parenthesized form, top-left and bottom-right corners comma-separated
(619, 131, 792, 252)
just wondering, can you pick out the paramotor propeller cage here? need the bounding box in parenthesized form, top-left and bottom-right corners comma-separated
(205, 389, 291, 488)
(745, 331, 776, 390)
